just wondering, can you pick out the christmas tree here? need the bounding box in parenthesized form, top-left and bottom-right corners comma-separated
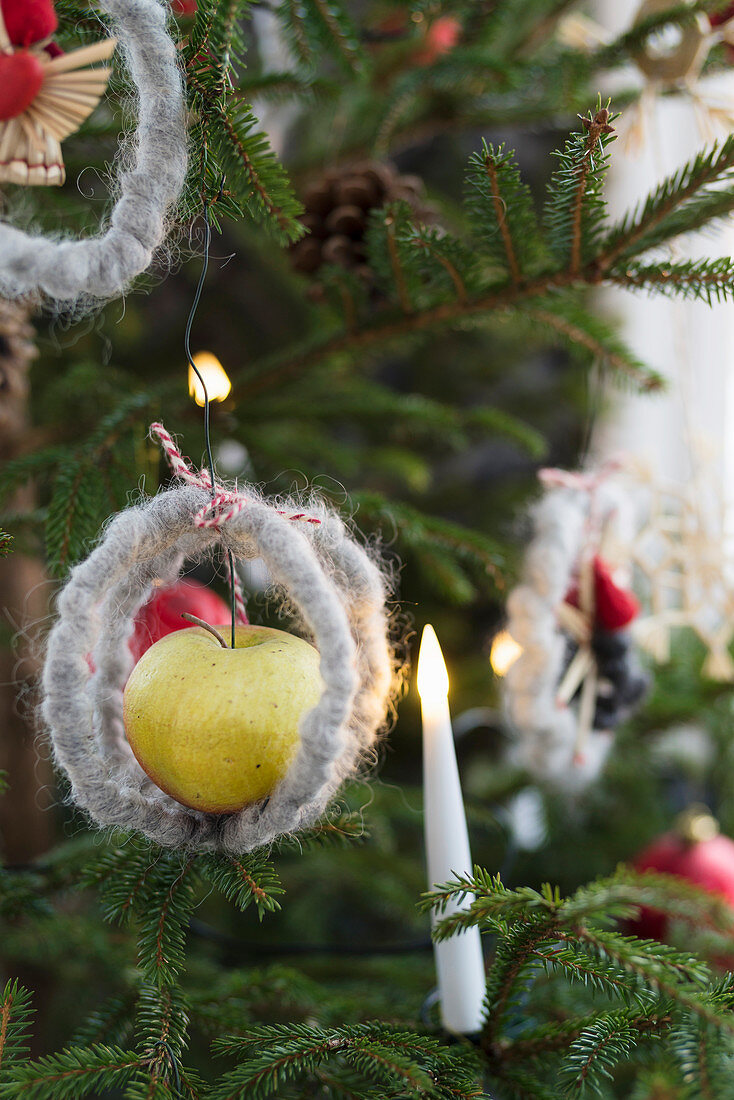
(5, 0, 734, 1096)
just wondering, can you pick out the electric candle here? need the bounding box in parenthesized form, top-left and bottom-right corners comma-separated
(418, 624, 487, 1035)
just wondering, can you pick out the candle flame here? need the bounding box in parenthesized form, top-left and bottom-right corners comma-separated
(188, 351, 232, 407)
(490, 630, 522, 677)
(417, 624, 449, 704)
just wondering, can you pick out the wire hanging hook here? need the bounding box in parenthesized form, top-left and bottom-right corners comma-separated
(184, 174, 239, 647)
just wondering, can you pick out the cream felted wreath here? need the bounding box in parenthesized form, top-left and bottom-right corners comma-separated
(41, 443, 394, 852)
(0, 0, 187, 304)
(503, 469, 647, 792)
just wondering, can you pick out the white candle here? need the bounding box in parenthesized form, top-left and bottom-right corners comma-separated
(418, 624, 487, 1035)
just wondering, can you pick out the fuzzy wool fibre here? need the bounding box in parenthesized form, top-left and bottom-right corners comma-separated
(0, 0, 187, 305)
(503, 486, 616, 792)
(41, 485, 394, 852)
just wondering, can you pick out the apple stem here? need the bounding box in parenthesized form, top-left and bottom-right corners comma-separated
(181, 613, 229, 648)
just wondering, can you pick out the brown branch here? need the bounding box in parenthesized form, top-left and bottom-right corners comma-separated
(234, 255, 669, 405)
(228, 857, 269, 905)
(218, 110, 293, 236)
(234, 270, 577, 403)
(20, 1058, 143, 1086)
(385, 215, 413, 314)
(414, 239, 468, 304)
(153, 861, 193, 980)
(484, 153, 521, 284)
(0, 988, 12, 1073)
(570, 108, 615, 276)
(525, 307, 663, 391)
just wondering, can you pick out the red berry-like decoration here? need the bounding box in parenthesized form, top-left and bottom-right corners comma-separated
(709, 4, 734, 26)
(129, 578, 234, 662)
(0, 52, 45, 121)
(631, 809, 734, 942)
(413, 15, 462, 65)
(0, 0, 58, 46)
(565, 555, 639, 632)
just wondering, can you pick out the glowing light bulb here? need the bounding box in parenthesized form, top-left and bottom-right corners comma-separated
(490, 630, 522, 677)
(417, 624, 449, 709)
(188, 351, 231, 407)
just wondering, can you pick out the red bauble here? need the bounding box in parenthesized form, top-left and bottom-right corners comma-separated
(0, 52, 45, 120)
(170, 0, 197, 15)
(631, 826, 734, 941)
(565, 555, 639, 632)
(0, 0, 58, 46)
(129, 578, 234, 662)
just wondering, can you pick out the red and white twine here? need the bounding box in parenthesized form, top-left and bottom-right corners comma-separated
(149, 421, 322, 627)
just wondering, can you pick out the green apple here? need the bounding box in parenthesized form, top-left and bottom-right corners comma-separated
(122, 624, 322, 813)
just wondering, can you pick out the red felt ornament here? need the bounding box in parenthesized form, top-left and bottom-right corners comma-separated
(0, 51, 45, 120)
(0, 0, 58, 47)
(630, 809, 734, 943)
(129, 578, 235, 662)
(565, 555, 639, 632)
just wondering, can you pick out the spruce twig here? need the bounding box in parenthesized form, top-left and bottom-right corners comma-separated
(570, 107, 615, 276)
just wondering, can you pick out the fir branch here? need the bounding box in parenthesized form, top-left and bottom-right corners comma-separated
(484, 919, 560, 1041)
(365, 204, 426, 313)
(45, 459, 105, 578)
(352, 492, 505, 594)
(199, 853, 283, 918)
(465, 141, 542, 282)
(567, 107, 615, 275)
(520, 298, 664, 391)
(609, 258, 734, 305)
(558, 1008, 667, 1097)
(404, 228, 478, 306)
(0, 437, 63, 506)
(280, 811, 368, 850)
(0, 531, 11, 557)
(598, 135, 734, 269)
(84, 837, 165, 926)
(298, 0, 366, 75)
(0, 1045, 143, 1100)
(497, 1067, 560, 1100)
(137, 858, 197, 988)
(211, 1023, 482, 1100)
(0, 982, 34, 1076)
(72, 995, 136, 1050)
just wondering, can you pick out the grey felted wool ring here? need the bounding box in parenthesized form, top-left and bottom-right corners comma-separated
(41, 485, 394, 852)
(0, 0, 187, 305)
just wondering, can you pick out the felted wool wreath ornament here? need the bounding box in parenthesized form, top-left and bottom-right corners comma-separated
(502, 466, 648, 791)
(0, 0, 187, 304)
(41, 424, 394, 852)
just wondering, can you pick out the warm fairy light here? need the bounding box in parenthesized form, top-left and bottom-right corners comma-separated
(490, 629, 522, 677)
(188, 351, 232, 407)
(417, 624, 449, 707)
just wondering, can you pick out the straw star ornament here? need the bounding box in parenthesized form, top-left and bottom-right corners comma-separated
(0, 0, 115, 186)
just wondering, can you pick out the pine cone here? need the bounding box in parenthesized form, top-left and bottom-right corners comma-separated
(290, 160, 437, 290)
